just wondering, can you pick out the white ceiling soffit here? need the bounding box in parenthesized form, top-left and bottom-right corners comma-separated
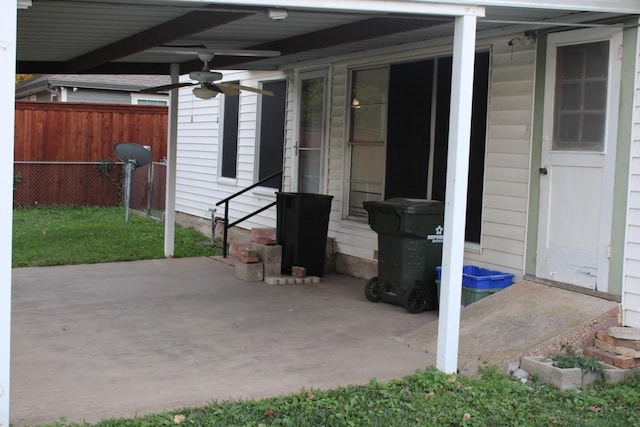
(165, 0, 640, 15)
(166, 0, 486, 16)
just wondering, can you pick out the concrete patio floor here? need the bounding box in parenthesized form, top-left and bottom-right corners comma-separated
(10, 256, 619, 426)
(11, 257, 436, 426)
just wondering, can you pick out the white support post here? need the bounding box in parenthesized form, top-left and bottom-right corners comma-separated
(164, 64, 179, 257)
(1, 3, 17, 425)
(436, 14, 477, 374)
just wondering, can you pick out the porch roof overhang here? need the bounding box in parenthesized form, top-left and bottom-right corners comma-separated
(3, 1, 640, 425)
(14, 0, 640, 77)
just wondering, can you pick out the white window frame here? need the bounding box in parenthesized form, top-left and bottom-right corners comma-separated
(344, 65, 389, 220)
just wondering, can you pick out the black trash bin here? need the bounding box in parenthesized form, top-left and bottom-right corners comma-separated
(276, 192, 333, 277)
(363, 198, 445, 313)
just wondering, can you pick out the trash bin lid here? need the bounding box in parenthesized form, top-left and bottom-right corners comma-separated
(364, 198, 444, 215)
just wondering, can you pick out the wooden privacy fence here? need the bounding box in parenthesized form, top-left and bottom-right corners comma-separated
(15, 101, 168, 162)
(14, 101, 168, 208)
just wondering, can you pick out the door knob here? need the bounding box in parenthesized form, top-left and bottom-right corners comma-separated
(539, 167, 548, 175)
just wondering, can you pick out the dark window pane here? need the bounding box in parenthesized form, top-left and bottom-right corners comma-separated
(584, 81, 606, 110)
(558, 82, 581, 110)
(258, 80, 287, 188)
(553, 41, 608, 152)
(221, 87, 239, 178)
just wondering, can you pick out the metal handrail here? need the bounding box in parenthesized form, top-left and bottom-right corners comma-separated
(215, 170, 283, 257)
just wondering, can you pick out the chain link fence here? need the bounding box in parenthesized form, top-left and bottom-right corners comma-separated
(13, 161, 166, 219)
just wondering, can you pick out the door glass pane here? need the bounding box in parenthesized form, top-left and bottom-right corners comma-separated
(553, 41, 608, 152)
(297, 74, 326, 193)
(298, 150, 321, 193)
(299, 77, 324, 149)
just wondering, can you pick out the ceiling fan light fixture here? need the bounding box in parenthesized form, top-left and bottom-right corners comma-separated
(268, 8, 288, 20)
(193, 86, 218, 100)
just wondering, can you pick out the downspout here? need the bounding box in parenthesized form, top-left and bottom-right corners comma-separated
(45, 83, 60, 100)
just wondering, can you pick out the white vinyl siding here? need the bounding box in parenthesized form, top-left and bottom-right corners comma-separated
(623, 25, 640, 327)
(462, 36, 535, 277)
(174, 33, 536, 280)
(175, 70, 287, 229)
(326, 35, 535, 276)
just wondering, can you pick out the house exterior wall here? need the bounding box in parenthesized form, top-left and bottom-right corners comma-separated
(65, 88, 132, 104)
(324, 34, 535, 278)
(623, 20, 640, 328)
(174, 33, 535, 281)
(175, 70, 288, 227)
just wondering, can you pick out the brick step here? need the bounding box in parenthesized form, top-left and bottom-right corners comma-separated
(229, 241, 253, 259)
(251, 227, 277, 245)
(595, 330, 640, 358)
(584, 346, 640, 369)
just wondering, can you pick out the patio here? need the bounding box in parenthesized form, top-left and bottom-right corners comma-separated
(10, 256, 619, 426)
(10, 257, 436, 426)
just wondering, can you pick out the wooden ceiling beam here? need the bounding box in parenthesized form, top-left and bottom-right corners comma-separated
(205, 17, 449, 69)
(63, 9, 252, 73)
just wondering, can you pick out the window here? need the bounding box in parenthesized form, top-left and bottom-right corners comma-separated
(347, 67, 389, 218)
(346, 52, 490, 244)
(257, 80, 287, 188)
(553, 41, 609, 152)
(135, 99, 168, 106)
(131, 93, 168, 106)
(220, 87, 239, 179)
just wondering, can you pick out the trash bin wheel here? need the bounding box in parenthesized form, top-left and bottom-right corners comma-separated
(364, 277, 383, 303)
(405, 287, 427, 314)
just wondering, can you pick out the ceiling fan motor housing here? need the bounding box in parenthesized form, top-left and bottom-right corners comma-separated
(189, 70, 223, 82)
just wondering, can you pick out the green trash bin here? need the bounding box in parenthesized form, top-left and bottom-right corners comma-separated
(363, 198, 444, 313)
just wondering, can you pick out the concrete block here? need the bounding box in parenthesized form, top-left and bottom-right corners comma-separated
(264, 263, 282, 276)
(252, 243, 282, 264)
(251, 228, 277, 243)
(235, 261, 263, 282)
(521, 356, 628, 390)
(324, 238, 336, 274)
(264, 276, 285, 285)
(521, 356, 582, 391)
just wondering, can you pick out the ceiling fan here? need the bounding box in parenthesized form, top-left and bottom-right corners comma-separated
(141, 52, 274, 99)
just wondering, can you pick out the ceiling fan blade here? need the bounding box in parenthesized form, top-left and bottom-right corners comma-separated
(220, 83, 274, 96)
(212, 83, 240, 96)
(140, 82, 195, 93)
(202, 82, 225, 94)
(151, 46, 281, 57)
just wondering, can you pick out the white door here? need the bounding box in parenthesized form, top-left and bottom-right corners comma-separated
(294, 69, 328, 193)
(537, 28, 622, 291)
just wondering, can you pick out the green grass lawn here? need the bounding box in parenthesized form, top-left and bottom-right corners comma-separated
(11, 206, 640, 427)
(12, 206, 220, 267)
(37, 367, 640, 427)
